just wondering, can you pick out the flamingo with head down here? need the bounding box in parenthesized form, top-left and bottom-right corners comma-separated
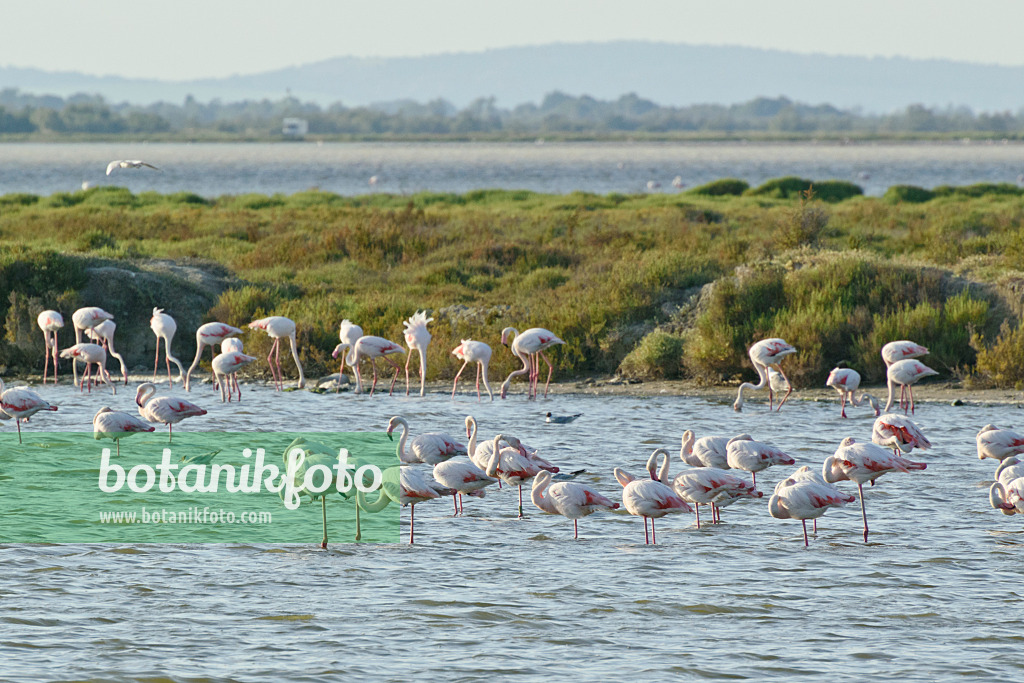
(826, 367, 880, 418)
(613, 449, 692, 544)
(872, 413, 931, 456)
(248, 316, 305, 391)
(59, 343, 115, 394)
(150, 308, 185, 387)
(387, 416, 467, 465)
(484, 433, 541, 518)
(37, 310, 63, 384)
(769, 466, 856, 546)
(432, 457, 498, 515)
(976, 425, 1024, 462)
(334, 336, 406, 396)
(671, 466, 762, 529)
(85, 319, 128, 385)
(185, 322, 244, 391)
(733, 338, 797, 412)
(500, 327, 565, 400)
(333, 320, 363, 392)
(212, 350, 258, 402)
(531, 470, 619, 538)
(70, 307, 114, 386)
(403, 311, 433, 397)
(451, 339, 493, 401)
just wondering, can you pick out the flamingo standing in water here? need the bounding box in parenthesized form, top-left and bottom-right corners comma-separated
(0, 379, 57, 443)
(884, 359, 938, 414)
(725, 437, 796, 488)
(59, 343, 116, 394)
(484, 433, 542, 518)
(881, 340, 929, 366)
(822, 437, 927, 542)
(767, 368, 792, 411)
(150, 308, 185, 387)
(387, 416, 467, 465)
(135, 382, 207, 442)
(432, 457, 498, 515)
(872, 413, 931, 456)
(500, 327, 565, 399)
(212, 350, 257, 402)
(37, 310, 63, 384)
(70, 307, 114, 386)
(85, 319, 128, 385)
(356, 465, 444, 544)
(976, 425, 1024, 462)
(531, 470, 619, 538)
(451, 339, 493, 401)
(333, 336, 405, 396)
(671, 467, 761, 529)
(248, 316, 305, 391)
(613, 449, 692, 544)
(679, 430, 738, 469)
(990, 457, 1024, 515)
(825, 367, 880, 418)
(334, 320, 363, 392)
(769, 466, 856, 546)
(184, 322, 244, 390)
(402, 311, 433, 397)
(733, 338, 797, 412)
(93, 407, 155, 456)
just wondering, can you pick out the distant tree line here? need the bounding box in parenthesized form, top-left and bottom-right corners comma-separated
(0, 88, 1022, 138)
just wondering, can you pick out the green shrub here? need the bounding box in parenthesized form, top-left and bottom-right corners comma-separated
(686, 179, 749, 196)
(973, 320, 1024, 388)
(812, 181, 863, 203)
(0, 193, 39, 207)
(884, 185, 935, 203)
(82, 187, 137, 207)
(745, 176, 814, 199)
(76, 230, 118, 251)
(618, 331, 684, 379)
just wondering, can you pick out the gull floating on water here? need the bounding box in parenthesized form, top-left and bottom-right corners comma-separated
(106, 160, 159, 175)
(546, 412, 582, 424)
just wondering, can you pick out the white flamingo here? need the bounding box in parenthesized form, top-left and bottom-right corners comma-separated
(150, 308, 185, 387)
(976, 425, 1024, 462)
(884, 359, 938, 414)
(59, 343, 115, 394)
(671, 467, 761, 529)
(872, 413, 931, 455)
(500, 327, 565, 399)
(769, 466, 856, 546)
(85, 319, 128, 385)
(881, 340, 929, 367)
(212, 351, 257, 402)
(484, 433, 541, 518)
(825, 367, 880, 418)
(93, 406, 155, 456)
(248, 316, 305, 391)
(333, 336, 405, 396)
(184, 322, 244, 391)
(70, 306, 114, 386)
(0, 379, 57, 443)
(733, 338, 796, 412)
(387, 416, 467, 465)
(432, 457, 498, 515)
(531, 470, 619, 538)
(613, 449, 692, 544)
(990, 457, 1024, 515)
(334, 319, 363, 391)
(403, 311, 433, 397)
(135, 382, 207, 442)
(451, 339, 493, 401)
(37, 310, 63, 384)
(725, 437, 796, 487)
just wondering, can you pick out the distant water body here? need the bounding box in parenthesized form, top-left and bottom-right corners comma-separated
(2, 140, 1024, 198)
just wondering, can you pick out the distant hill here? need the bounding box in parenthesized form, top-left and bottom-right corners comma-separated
(3, 41, 1023, 112)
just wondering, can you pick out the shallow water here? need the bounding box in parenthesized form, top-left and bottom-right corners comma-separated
(3, 140, 1024, 198)
(1, 378, 1022, 681)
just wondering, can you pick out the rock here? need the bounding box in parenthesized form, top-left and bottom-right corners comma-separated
(951, 398, 964, 406)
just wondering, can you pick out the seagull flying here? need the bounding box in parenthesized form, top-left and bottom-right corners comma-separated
(106, 160, 160, 175)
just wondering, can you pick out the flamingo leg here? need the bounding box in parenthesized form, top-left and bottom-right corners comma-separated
(321, 497, 328, 549)
(385, 356, 402, 397)
(354, 501, 362, 542)
(908, 385, 916, 414)
(769, 387, 774, 411)
(404, 350, 412, 396)
(168, 422, 173, 443)
(73, 326, 82, 385)
(518, 484, 524, 519)
(266, 340, 278, 389)
(452, 493, 458, 516)
(459, 493, 464, 515)
(574, 519, 578, 539)
(474, 364, 482, 402)
(153, 335, 161, 380)
(752, 472, 757, 488)
(369, 358, 379, 397)
(858, 482, 868, 543)
(165, 342, 173, 387)
(337, 355, 346, 394)
(451, 360, 469, 399)
(234, 373, 242, 401)
(539, 350, 556, 398)
(777, 385, 791, 411)
(651, 517, 657, 545)
(51, 332, 59, 384)
(42, 333, 50, 383)
(840, 393, 847, 418)
(409, 504, 415, 544)
(274, 338, 284, 391)
(802, 519, 809, 547)
(16, 418, 22, 444)
(644, 516, 650, 545)
(695, 505, 701, 529)
(813, 518, 818, 534)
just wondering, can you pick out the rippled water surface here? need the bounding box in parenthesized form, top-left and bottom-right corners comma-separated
(1, 379, 1022, 681)
(3, 141, 1024, 197)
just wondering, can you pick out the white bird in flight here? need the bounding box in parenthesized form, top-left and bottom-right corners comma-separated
(106, 160, 160, 175)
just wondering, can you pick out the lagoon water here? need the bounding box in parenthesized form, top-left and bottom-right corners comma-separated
(2, 140, 1024, 198)
(1, 378, 1023, 681)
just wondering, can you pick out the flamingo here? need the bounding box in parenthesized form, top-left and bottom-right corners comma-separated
(357, 465, 443, 543)
(135, 382, 207, 442)
(463, 416, 551, 476)
(990, 457, 1024, 515)
(872, 413, 931, 456)
(671, 467, 762, 529)
(733, 338, 796, 412)
(767, 368, 792, 411)
(769, 467, 856, 546)
(221, 337, 244, 354)
(613, 449, 692, 544)
(212, 351, 257, 402)
(484, 433, 542, 518)
(59, 343, 115, 394)
(499, 327, 565, 400)
(150, 308, 185, 387)
(884, 359, 938, 414)
(106, 159, 159, 175)
(248, 316, 305, 391)
(387, 416, 467, 465)
(37, 310, 63, 384)
(71, 307, 114, 386)
(826, 367, 880, 418)
(93, 407, 155, 456)
(822, 437, 927, 542)
(531, 470, 619, 538)
(184, 322, 244, 390)
(402, 311, 433, 397)
(679, 431, 743, 470)
(881, 340, 929, 366)
(725, 437, 796, 488)
(432, 457, 498, 515)
(85, 319, 128, 385)
(334, 319, 363, 392)
(0, 379, 57, 443)
(333, 336, 405, 396)
(451, 339, 493, 401)
(976, 425, 1024, 462)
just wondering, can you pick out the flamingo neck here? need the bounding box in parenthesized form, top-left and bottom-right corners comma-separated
(394, 419, 410, 463)
(884, 377, 896, 412)
(486, 434, 504, 477)
(288, 334, 306, 388)
(466, 417, 478, 455)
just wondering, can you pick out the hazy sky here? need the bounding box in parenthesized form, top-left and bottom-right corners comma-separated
(3, 0, 1023, 80)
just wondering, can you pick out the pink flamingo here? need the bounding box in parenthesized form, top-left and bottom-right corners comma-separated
(884, 359, 938, 414)
(872, 413, 931, 456)
(334, 319, 363, 391)
(333, 337, 405, 396)
(823, 437, 927, 542)
(135, 382, 207, 442)
(185, 322, 244, 390)
(531, 469, 619, 538)
(37, 310, 63, 384)
(725, 437, 796, 488)
(767, 368, 793, 411)
(826, 367, 880, 418)
(0, 379, 57, 443)
(70, 307, 114, 386)
(85, 320, 128, 385)
(403, 311, 433, 397)
(881, 340, 929, 366)
(499, 327, 565, 400)
(769, 466, 856, 546)
(59, 343, 116, 394)
(387, 415, 467, 465)
(484, 433, 541, 518)
(93, 406, 155, 456)
(451, 339, 493, 401)
(990, 457, 1024, 515)
(976, 425, 1024, 462)
(733, 338, 797, 412)
(613, 449, 692, 544)
(671, 467, 762, 529)
(212, 350, 257, 402)
(150, 308, 185, 387)
(679, 431, 743, 470)
(248, 316, 305, 391)
(432, 457, 498, 515)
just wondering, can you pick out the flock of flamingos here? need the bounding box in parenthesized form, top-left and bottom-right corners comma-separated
(4, 306, 1024, 547)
